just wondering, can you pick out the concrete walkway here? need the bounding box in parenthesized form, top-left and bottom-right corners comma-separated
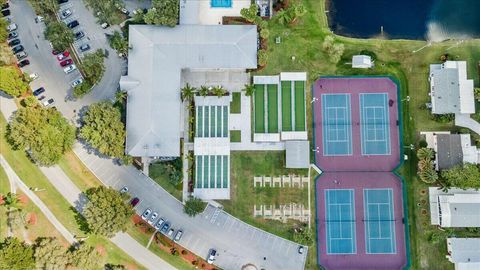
(0, 155, 76, 244)
(455, 113, 480, 134)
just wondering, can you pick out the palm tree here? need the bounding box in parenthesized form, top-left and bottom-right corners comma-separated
(198, 86, 209, 97)
(275, 9, 291, 25)
(212, 86, 226, 98)
(181, 83, 196, 101)
(115, 90, 127, 103)
(418, 159, 432, 172)
(289, 4, 307, 24)
(417, 147, 434, 160)
(243, 84, 255, 96)
(419, 167, 438, 184)
(3, 193, 21, 211)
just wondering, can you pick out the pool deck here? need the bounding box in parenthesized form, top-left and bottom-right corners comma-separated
(180, 0, 251, 25)
(313, 77, 400, 172)
(316, 172, 407, 270)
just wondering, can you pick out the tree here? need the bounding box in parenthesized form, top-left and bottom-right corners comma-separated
(80, 49, 106, 85)
(441, 163, 480, 190)
(211, 86, 226, 98)
(0, 66, 29, 97)
(198, 86, 209, 97)
(108, 31, 128, 56)
(68, 243, 103, 270)
(115, 90, 127, 103)
(275, 9, 291, 25)
(34, 237, 68, 270)
(258, 49, 268, 66)
(44, 21, 74, 52)
(80, 101, 126, 159)
(0, 18, 8, 42)
(181, 83, 196, 101)
(240, 3, 258, 23)
(243, 84, 255, 96)
(419, 166, 438, 184)
(8, 107, 76, 166)
(417, 147, 434, 160)
(22, 96, 38, 107)
(183, 196, 206, 217)
(293, 227, 314, 246)
(31, 0, 59, 17)
(144, 0, 179, 27)
(0, 237, 35, 270)
(82, 186, 134, 237)
(322, 36, 344, 63)
(2, 192, 22, 211)
(260, 28, 270, 39)
(287, 3, 307, 24)
(73, 81, 93, 98)
(474, 88, 480, 102)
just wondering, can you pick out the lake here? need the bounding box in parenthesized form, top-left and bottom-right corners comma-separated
(327, 0, 480, 41)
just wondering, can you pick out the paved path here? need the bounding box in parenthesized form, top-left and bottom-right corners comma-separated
(0, 155, 76, 244)
(455, 113, 480, 134)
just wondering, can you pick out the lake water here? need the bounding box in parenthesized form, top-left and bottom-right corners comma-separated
(327, 0, 480, 41)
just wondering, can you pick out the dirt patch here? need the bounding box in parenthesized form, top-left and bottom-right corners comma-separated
(18, 194, 29, 205)
(0, 195, 5, 205)
(27, 212, 37, 225)
(124, 263, 138, 270)
(96, 244, 106, 256)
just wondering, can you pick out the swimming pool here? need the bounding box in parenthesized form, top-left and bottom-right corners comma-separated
(211, 0, 232, 8)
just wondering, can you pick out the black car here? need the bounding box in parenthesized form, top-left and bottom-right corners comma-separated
(1, 9, 10, 17)
(1, 2, 9, 9)
(18, 59, 30, 67)
(67, 20, 79, 29)
(8, 39, 20, 47)
(12, 45, 24, 54)
(74, 31, 84, 40)
(58, 0, 68, 3)
(79, 44, 90, 52)
(33, 87, 45, 96)
(8, 31, 17, 40)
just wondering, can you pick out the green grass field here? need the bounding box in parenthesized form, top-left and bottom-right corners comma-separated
(230, 92, 241, 114)
(294, 81, 306, 131)
(267, 84, 279, 133)
(281, 81, 293, 131)
(254, 84, 265, 133)
(0, 166, 10, 240)
(230, 130, 241, 142)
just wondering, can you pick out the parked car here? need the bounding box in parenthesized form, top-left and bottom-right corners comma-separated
(167, 228, 174, 238)
(38, 95, 46, 101)
(51, 49, 61, 55)
(160, 222, 170, 234)
(130, 197, 140, 207)
(1, 9, 10, 17)
(8, 38, 20, 47)
(58, 0, 69, 3)
(173, 230, 183, 243)
(141, 208, 151, 220)
(34, 16, 44, 23)
(8, 31, 17, 39)
(120, 186, 128, 193)
(101, 22, 109, 29)
(1, 2, 9, 9)
(7, 23, 17, 31)
(63, 64, 77, 74)
(67, 20, 79, 29)
(33, 87, 45, 96)
(74, 31, 84, 40)
(15, 51, 27, 60)
(56, 51, 70, 60)
(18, 59, 29, 67)
(154, 218, 165, 230)
(59, 59, 73, 67)
(79, 44, 90, 52)
(147, 212, 158, 225)
(207, 249, 217, 264)
(12, 45, 23, 53)
(29, 73, 39, 81)
(70, 78, 83, 87)
(43, 98, 54, 107)
(60, 9, 72, 19)
(298, 246, 304, 254)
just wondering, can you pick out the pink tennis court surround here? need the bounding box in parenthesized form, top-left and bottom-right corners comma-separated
(313, 77, 407, 270)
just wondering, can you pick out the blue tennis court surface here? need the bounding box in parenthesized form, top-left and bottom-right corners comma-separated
(325, 189, 356, 254)
(360, 93, 391, 155)
(364, 189, 396, 254)
(321, 94, 352, 156)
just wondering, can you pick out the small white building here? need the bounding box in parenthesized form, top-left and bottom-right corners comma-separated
(429, 187, 480, 227)
(429, 61, 475, 115)
(446, 238, 480, 270)
(352, 55, 373, 68)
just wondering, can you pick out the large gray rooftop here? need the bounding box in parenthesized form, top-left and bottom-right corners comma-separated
(436, 134, 463, 170)
(122, 25, 257, 157)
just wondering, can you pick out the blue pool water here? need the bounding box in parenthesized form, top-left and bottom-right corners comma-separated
(211, 0, 232, 8)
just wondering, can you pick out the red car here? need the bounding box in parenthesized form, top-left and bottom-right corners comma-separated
(60, 59, 73, 67)
(51, 49, 61, 55)
(130, 197, 140, 207)
(57, 51, 70, 61)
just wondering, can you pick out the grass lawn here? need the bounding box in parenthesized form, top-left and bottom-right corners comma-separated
(281, 81, 293, 131)
(149, 163, 183, 201)
(254, 84, 265, 133)
(230, 92, 241, 114)
(294, 81, 306, 131)
(230, 130, 241, 142)
(0, 166, 10, 239)
(267, 84, 279, 133)
(58, 150, 101, 191)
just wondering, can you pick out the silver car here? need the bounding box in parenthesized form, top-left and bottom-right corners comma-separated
(147, 212, 158, 225)
(141, 208, 151, 221)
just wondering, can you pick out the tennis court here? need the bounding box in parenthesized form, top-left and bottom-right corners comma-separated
(364, 188, 396, 254)
(267, 84, 279, 133)
(294, 81, 306, 131)
(325, 189, 356, 254)
(281, 81, 292, 131)
(360, 93, 391, 155)
(254, 84, 265, 133)
(321, 94, 352, 156)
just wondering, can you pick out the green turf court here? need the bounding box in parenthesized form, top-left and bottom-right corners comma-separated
(294, 81, 306, 131)
(267, 84, 279, 133)
(254, 84, 265, 133)
(281, 81, 293, 131)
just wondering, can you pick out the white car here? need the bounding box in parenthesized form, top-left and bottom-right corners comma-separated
(60, 9, 72, 19)
(147, 212, 158, 225)
(29, 73, 39, 81)
(207, 249, 217, 264)
(63, 64, 77, 74)
(7, 23, 17, 32)
(141, 208, 151, 221)
(71, 78, 83, 87)
(43, 98, 54, 107)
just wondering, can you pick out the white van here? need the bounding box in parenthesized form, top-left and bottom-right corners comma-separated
(63, 64, 77, 74)
(7, 23, 17, 32)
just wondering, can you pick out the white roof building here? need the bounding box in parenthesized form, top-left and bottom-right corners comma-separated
(429, 187, 480, 227)
(352, 55, 373, 68)
(446, 238, 480, 270)
(429, 61, 475, 114)
(121, 25, 257, 158)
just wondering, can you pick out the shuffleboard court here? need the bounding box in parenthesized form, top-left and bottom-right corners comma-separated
(267, 84, 279, 133)
(294, 81, 306, 131)
(321, 94, 352, 156)
(360, 93, 391, 155)
(281, 81, 292, 131)
(364, 188, 396, 254)
(254, 84, 265, 133)
(325, 189, 356, 254)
